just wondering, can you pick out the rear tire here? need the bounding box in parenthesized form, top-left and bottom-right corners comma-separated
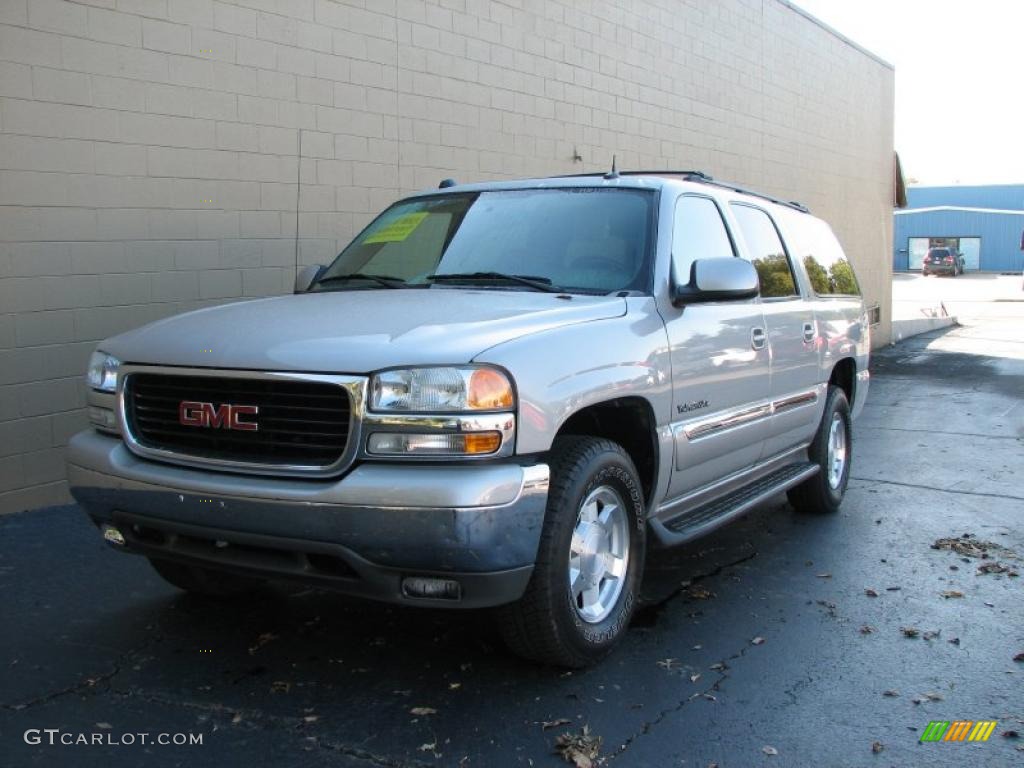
(497, 436, 646, 667)
(788, 385, 852, 514)
(148, 557, 263, 597)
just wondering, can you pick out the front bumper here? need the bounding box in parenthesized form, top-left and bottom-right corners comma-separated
(67, 430, 549, 608)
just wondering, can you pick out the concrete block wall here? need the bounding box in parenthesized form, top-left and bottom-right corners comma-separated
(0, 0, 894, 514)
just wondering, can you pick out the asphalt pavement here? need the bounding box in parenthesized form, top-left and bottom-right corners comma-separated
(2, 316, 1022, 768)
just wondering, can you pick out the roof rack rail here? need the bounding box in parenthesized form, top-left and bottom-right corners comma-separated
(546, 169, 810, 213)
(697, 178, 810, 213)
(547, 169, 711, 181)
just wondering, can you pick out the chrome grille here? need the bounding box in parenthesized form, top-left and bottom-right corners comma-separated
(124, 372, 352, 470)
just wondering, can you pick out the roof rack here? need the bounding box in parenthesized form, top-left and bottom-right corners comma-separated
(547, 169, 810, 213)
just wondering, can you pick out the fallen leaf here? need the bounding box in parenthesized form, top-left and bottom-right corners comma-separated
(1014, 652, 1024, 662)
(977, 562, 1013, 575)
(418, 741, 437, 752)
(410, 707, 437, 716)
(686, 586, 715, 600)
(690, 673, 702, 683)
(941, 590, 964, 599)
(656, 658, 681, 670)
(932, 536, 1005, 558)
(303, 715, 319, 723)
(691, 644, 702, 650)
(248, 632, 278, 655)
(231, 712, 243, 725)
(96, 722, 112, 730)
(702, 693, 717, 702)
(1002, 730, 1020, 739)
(882, 689, 899, 697)
(542, 718, 572, 731)
(816, 573, 832, 579)
(901, 627, 920, 638)
(923, 692, 944, 702)
(864, 588, 879, 597)
(270, 681, 290, 693)
(948, 637, 961, 645)
(872, 741, 884, 753)
(860, 625, 876, 635)
(762, 745, 778, 756)
(885, 586, 901, 591)
(923, 630, 941, 641)
(554, 725, 602, 768)
(751, 636, 765, 646)
(709, 662, 728, 671)
(449, 682, 461, 690)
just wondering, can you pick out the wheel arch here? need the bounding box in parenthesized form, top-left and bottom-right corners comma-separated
(553, 396, 659, 508)
(829, 357, 856, 404)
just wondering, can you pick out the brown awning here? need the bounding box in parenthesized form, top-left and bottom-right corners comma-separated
(893, 152, 908, 209)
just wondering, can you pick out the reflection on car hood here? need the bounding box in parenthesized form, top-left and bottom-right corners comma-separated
(101, 289, 626, 373)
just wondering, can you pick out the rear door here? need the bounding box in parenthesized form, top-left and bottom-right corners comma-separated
(727, 203, 822, 459)
(662, 194, 770, 499)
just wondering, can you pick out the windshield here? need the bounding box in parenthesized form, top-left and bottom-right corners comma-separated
(314, 188, 655, 294)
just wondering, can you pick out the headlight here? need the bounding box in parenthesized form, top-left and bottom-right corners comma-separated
(370, 366, 514, 412)
(86, 351, 120, 392)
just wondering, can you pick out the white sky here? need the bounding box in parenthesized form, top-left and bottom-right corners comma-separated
(792, 0, 1024, 186)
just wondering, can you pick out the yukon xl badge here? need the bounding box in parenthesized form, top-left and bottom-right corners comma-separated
(179, 401, 259, 431)
(677, 399, 709, 415)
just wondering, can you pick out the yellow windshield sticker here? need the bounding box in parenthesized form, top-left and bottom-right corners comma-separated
(363, 212, 429, 244)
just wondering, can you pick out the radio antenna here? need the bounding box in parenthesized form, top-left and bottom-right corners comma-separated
(604, 154, 619, 180)
(293, 128, 302, 279)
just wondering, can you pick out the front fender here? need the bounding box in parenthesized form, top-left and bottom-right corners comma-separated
(475, 297, 672, 455)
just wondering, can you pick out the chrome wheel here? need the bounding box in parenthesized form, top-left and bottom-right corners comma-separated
(569, 485, 630, 623)
(826, 413, 847, 489)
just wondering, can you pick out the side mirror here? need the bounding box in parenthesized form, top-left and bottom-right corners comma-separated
(294, 264, 325, 293)
(672, 258, 759, 306)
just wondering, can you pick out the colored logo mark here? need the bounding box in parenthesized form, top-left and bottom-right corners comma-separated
(920, 720, 997, 742)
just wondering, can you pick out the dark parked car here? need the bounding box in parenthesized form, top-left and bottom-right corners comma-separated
(922, 247, 964, 276)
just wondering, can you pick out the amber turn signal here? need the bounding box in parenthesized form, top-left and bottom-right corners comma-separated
(463, 432, 503, 454)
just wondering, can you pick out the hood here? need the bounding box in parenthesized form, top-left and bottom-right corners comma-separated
(102, 289, 626, 373)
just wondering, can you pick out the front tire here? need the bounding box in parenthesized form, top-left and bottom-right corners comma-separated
(498, 436, 646, 667)
(788, 385, 852, 514)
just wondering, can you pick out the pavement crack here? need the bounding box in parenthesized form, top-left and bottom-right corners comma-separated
(105, 688, 430, 768)
(866, 426, 1021, 441)
(1, 633, 163, 712)
(608, 669, 730, 761)
(850, 476, 1024, 502)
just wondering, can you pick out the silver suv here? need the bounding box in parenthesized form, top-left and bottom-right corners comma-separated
(67, 171, 870, 667)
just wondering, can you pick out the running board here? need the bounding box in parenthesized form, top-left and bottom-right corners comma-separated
(650, 462, 819, 546)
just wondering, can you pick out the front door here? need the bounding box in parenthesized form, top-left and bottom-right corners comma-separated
(662, 194, 771, 499)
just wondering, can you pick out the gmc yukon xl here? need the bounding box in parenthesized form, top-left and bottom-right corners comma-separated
(67, 171, 870, 667)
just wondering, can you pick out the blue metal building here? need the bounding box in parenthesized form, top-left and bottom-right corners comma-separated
(893, 184, 1024, 272)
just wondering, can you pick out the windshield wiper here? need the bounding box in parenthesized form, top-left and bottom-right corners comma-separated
(425, 272, 560, 293)
(314, 273, 409, 289)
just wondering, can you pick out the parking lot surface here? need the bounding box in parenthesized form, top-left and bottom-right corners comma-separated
(2, 316, 1022, 767)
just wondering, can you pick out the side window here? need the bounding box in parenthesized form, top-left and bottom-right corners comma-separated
(729, 204, 799, 299)
(672, 195, 735, 284)
(800, 220, 861, 296)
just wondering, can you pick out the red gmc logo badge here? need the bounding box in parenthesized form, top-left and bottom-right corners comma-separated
(178, 401, 259, 431)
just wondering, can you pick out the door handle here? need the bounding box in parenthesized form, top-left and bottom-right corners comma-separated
(802, 322, 817, 343)
(751, 327, 766, 350)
